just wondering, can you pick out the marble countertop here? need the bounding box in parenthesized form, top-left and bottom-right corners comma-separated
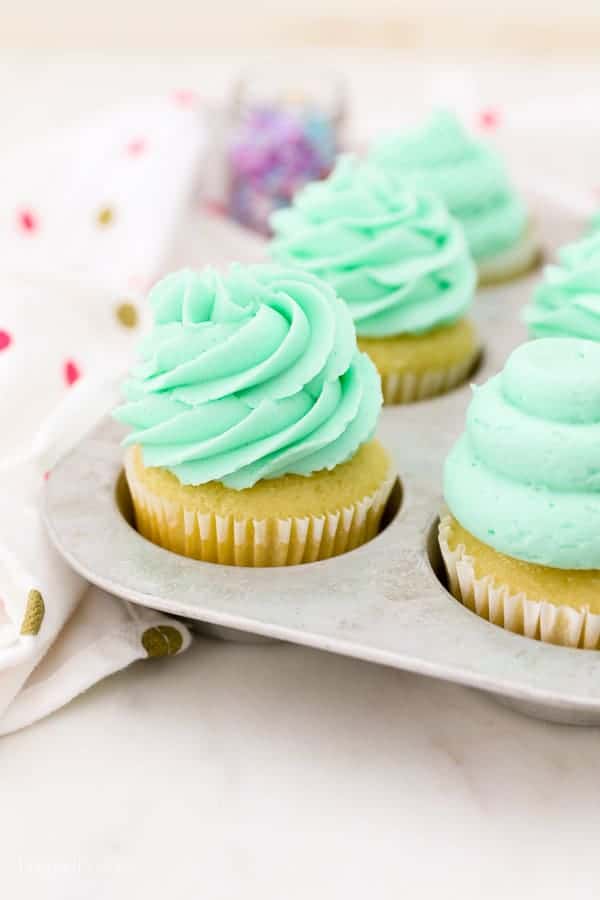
(5, 624, 600, 898)
(3, 52, 600, 900)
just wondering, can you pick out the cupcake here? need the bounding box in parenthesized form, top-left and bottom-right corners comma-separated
(371, 110, 540, 285)
(439, 338, 600, 648)
(270, 156, 479, 405)
(114, 265, 395, 567)
(524, 231, 600, 340)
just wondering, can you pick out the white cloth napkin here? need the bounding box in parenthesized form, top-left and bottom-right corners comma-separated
(0, 95, 210, 734)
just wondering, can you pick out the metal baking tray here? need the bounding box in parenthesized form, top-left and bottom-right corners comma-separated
(44, 197, 600, 726)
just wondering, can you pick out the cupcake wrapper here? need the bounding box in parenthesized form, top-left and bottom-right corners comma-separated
(380, 354, 476, 405)
(438, 516, 600, 650)
(125, 453, 395, 567)
(477, 226, 542, 286)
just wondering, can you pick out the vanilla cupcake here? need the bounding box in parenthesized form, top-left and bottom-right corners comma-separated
(114, 265, 395, 567)
(524, 231, 600, 339)
(270, 156, 478, 404)
(371, 110, 540, 285)
(439, 338, 600, 648)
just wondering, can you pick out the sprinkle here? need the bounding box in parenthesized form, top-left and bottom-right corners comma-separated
(64, 359, 81, 386)
(96, 206, 115, 226)
(0, 330, 12, 351)
(116, 301, 139, 328)
(228, 105, 337, 234)
(18, 209, 38, 233)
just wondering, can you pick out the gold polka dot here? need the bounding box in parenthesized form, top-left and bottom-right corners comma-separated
(96, 206, 115, 226)
(116, 301, 139, 329)
(21, 589, 45, 636)
(142, 625, 184, 658)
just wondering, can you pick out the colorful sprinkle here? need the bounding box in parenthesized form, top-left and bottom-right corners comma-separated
(116, 301, 139, 328)
(17, 209, 38, 233)
(64, 359, 81, 386)
(96, 206, 115, 226)
(0, 330, 12, 352)
(228, 105, 338, 235)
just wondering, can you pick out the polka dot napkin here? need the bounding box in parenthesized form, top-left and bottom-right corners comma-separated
(0, 95, 207, 734)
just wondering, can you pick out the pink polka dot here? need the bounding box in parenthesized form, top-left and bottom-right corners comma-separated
(0, 330, 12, 352)
(203, 199, 227, 217)
(126, 137, 147, 157)
(127, 274, 151, 293)
(477, 108, 501, 131)
(64, 360, 81, 387)
(17, 209, 38, 233)
(172, 89, 197, 107)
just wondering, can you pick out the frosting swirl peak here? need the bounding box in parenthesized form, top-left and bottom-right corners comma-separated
(270, 155, 476, 338)
(114, 265, 382, 489)
(444, 339, 600, 569)
(524, 231, 600, 340)
(371, 110, 527, 262)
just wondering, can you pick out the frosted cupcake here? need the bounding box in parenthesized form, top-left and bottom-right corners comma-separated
(114, 265, 395, 567)
(270, 156, 478, 405)
(524, 231, 600, 340)
(371, 110, 540, 285)
(439, 338, 600, 649)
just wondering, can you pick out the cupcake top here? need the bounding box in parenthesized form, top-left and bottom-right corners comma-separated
(444, 338, 600, 569)
(270, 156, 476, 338)
(371, 110, 528, 262)
(524, 231, 600, 340)
(114, 265, 382, 490)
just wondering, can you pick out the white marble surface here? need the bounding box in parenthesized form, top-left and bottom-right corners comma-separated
(5, 631, 600, 899)
(4, 52, 600, 900)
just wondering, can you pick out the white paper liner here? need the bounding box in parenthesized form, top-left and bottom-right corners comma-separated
(438, 515, 600, 649)
(477, 225, 542, 286)
(380, 353, 477, 405)
(124, 449, 396, 567)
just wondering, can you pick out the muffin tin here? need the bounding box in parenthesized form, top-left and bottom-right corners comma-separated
(43, 196, 600, 726)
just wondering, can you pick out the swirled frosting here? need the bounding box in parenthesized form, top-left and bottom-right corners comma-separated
(371, 110, 528, 262)
(444, 339, 600, 569)
(524, 232, 600, 340)
(114, 265, 382, 490)
(270, 156, 476, 338)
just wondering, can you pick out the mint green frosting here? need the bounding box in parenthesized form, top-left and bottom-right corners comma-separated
(444, 338, 600, 569)
(270, 156, 476, 338)
(371, 110, 528, 263)
(524, 232, 600, 340)
(114, 265, 382, 490)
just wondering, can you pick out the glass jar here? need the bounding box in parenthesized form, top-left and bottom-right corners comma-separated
(226, 64, 346, 236)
